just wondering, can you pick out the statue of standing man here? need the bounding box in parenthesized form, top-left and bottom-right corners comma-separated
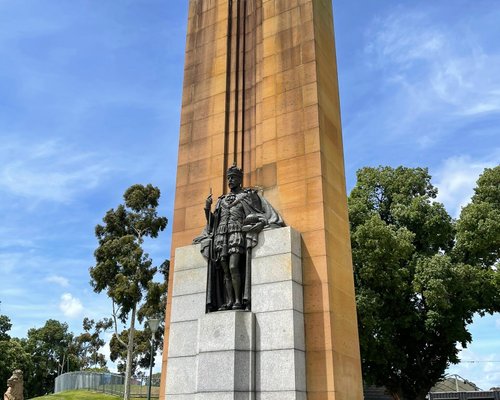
(194, 164, 285, 312)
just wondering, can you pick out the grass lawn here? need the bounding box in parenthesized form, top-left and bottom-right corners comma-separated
(29, 390, 119, 400)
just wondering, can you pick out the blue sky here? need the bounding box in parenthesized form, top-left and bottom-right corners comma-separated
(0, 0, 498, 389)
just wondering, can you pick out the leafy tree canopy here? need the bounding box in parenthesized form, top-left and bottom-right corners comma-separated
(75, 317, 113, 370)
(0, 314, 12, 341)
(24, 319, 81, 396)
(349, 166, 499, 400)
(109, 259, 169, 377)
(89, 184, 168, 400)
(454, 166, 500, 268)
(0, 338, 32, 397)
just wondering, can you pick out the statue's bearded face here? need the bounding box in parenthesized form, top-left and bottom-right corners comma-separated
(5, 371, 23, 400)
(7, 375, 18, 387)
(227, 174, 242, 190)
(7, 371, 22, 389)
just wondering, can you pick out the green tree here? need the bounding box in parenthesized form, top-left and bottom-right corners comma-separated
(89, 184, 167, 400)
(0, 314, 12, 341)
(454, 166, 500, 268)
(109, 260, 169, 375)
(349, 166, 499, 400)
(0, 314, 32, 397)
(23, 319, 80, 396)
(0, 339, 32, 397)
(75, 317, 113, 369)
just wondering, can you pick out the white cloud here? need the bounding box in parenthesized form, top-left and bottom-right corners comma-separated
(45, 275, 70, 288)
(59, 293, 83, 318)
(0, 137, 113, 204)
(366, 12, 446, 68)
(363, 8, 500, 137)
(433, 154, 499, 217)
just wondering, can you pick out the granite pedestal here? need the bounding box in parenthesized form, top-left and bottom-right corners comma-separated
(165, 227, 306, 400)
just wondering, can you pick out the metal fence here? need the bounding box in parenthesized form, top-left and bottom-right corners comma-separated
(429, 391, 500, 400)
(54, 372, 160, 398)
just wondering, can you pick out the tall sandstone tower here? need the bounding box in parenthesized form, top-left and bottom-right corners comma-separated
(160, 1, 363, 399)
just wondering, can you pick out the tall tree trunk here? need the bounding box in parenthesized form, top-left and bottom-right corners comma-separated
(123, 306, 136, 400)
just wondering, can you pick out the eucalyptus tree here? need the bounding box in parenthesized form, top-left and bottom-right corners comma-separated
(89, 184, 167, 400)
(110, 259, 169, 374)
(76, 317, 113, 369)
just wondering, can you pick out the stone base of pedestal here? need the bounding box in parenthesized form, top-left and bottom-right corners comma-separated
(165, 227, 306, 400)
(196, 311, 255, 399)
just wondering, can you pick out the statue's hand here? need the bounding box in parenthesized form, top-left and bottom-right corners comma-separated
(205, 194, 213, 210)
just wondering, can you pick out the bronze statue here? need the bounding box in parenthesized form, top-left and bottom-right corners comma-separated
(4, 370, 23, 400)
(194, 165, 284, 312)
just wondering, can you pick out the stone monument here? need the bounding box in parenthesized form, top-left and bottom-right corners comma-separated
(4, 370, 23, 400)
(160, 1, 363, 399)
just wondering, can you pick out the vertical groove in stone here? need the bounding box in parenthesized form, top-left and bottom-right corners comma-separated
(233, 0, 241, 165)
(243, 0, 261, 185)
(240, 0, 247, 173)
(223, 0, 233, 193)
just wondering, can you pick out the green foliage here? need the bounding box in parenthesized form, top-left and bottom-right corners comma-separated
(0, 313, 116, 398)
(454, 166, 500, 267)
(109, 260, 169, 375)
(349, 166, 499, 400)
(90, 184, 168, 321)
(23, 319, 81, 397)
(0, 314, 12, 341)
(109, 323, 163, 374)
(0, 337, 32, 398)
(75, 318, 113, 370)
(89, 184, 168, 399)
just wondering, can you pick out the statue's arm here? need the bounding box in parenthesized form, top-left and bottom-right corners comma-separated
(204, 194, 213, 223)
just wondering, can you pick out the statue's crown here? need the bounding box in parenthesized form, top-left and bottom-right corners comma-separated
(227, 163, 243, 179)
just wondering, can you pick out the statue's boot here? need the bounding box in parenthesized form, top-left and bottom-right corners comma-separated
(232, 273, 243, 310)
(219, 278, 234, 310)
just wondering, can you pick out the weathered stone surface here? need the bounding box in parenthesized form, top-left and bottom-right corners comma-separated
(172, 267, 207, 297)
(196, 311, 255, 395)
(165, 356, 197, 395)
(255, 392, 306, 400)
(196, 350, 254, 392)
(174, 244, 206, 271)
(253, 227, 301, 259)
(252, 281, 304, 313)
(169, 292, 206, 323)
(256, 349, 306, 392)
(255, 310, 305, 351)
(168, 320, 199, 357)
(167, 395, 195, 400)
(198, 311, 254, 352)
(195, 393, 253, 400)
(252, 253, 302, 286)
